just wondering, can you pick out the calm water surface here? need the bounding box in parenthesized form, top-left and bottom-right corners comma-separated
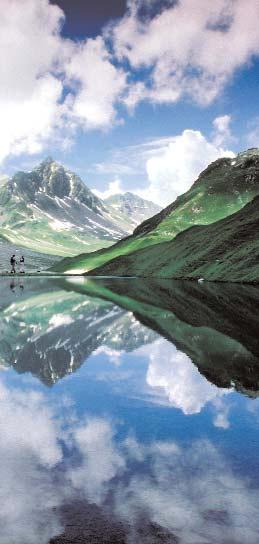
(1, 276, 259, 544)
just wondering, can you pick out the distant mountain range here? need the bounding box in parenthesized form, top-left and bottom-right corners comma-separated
(105, 192, 160, 230)
(0, 158, 160, 261)
(53, 148, 259, 281)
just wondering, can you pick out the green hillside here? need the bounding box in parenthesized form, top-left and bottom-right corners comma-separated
(53, 148, 259, 274)
(89, 195, 259, 282)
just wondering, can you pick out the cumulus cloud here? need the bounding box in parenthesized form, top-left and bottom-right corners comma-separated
(145, 339, 231, 414)
(0, 381, 64, 543)
(111, 0, 259, 107)
(67, 418, 125, 504)
(0, 0, 259, 166)
(93, 345, 124, 365)
(116, 439, 259, 544)
(0, 0, 64, 162)
(65, 37, 127, 130)
(93, 178, 124, 199)
(137, 127, 234, 205)
(0, 375, 258, 544)
(0, 0, 127, 164)
(212, 114, 233, 146)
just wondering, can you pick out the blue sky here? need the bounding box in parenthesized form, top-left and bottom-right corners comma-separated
(1, 0, 259, 205)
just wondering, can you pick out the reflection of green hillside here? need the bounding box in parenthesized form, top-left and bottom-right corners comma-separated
(2, 276, 259, 395)
(65, 278, 259, 396)
(0, 279, 156, 385)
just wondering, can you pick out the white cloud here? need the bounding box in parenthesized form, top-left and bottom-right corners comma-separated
(137, 127, 234, 206)
(93, 178, 124, 199)
(0, 381, 64, 543)
(93, 345, 123, 365)
(65, 37, 127, 130)
(0, 0, 127, 164)
(212, 114, 233, 146)
(0, 374, 258, 544)
(146, 340, 231, 414)
(116, 439, 259, 544)
(0, 0, 258, 167)
(68, 418, 125, 504)
(0, 0, 64, 163)
(111, 0, 259, 107)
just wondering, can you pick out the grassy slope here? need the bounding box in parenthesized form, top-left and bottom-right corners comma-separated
(0, 196, 114, 257)
(88, 196, 259, 282)
(53, 154, 259, 273)
(0, 222, 113, 257)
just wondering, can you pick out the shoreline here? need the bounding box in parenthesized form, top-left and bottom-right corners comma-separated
(1, 273, 259, 285)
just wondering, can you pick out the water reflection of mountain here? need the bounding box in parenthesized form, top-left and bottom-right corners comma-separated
(67, 278, 259, 397)
(0, 278, 157, 385)
(2, 276, 259, 395)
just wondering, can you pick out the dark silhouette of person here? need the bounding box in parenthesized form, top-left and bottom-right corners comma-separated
(10, 279, 16, 292)
(10, 255, 16, 274)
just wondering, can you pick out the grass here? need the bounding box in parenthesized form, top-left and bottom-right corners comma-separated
(53, 156, 259, 274)
(88, 196, 259, 283)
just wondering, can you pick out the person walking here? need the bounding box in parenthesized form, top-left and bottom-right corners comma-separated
(10, 255, 16, 274)
(20, 256, 25, 274)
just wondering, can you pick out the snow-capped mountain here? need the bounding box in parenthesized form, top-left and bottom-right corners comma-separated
(105, 192, 161, 231)
(0, 158, 158, 260)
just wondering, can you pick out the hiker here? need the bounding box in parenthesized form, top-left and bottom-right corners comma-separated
(10, 255, 16, 274)
(20, 255, 25, 274)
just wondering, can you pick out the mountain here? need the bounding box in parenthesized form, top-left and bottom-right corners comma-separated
(104, 192, 161, 232)
(87, 195, 259, 282)
(0, 158, 158, 262)
(0, 278, 157, 385)
(53, 148, 259, 274)
(3, 274, 259, 395)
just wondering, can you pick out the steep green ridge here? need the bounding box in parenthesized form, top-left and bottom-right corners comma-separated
(53, 148, 259, 273)
(89, 195, 259, 282)
(65, 277, 259, 396)
(0, 159, 158, 262)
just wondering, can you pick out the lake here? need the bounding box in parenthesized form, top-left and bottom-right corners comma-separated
(1, 276, 259, 544)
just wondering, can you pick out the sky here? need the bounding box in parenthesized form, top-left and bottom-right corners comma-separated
(1, 0, 259, 205)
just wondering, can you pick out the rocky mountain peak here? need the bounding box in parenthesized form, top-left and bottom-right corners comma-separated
(7, 158, 104, 213)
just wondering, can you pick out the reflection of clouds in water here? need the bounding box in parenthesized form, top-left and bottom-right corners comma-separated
(213, 397, 230, 429)
(67, 418, 125, 504)
(93, 345, 124, 366)
(0, 382, 64, 544)
(0, 378, 258, 543)
(116, 439, 259, 544)
(145, 340, 231, 415)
